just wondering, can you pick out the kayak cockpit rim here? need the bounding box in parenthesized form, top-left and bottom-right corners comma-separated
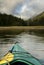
(10, 59, 34, 65)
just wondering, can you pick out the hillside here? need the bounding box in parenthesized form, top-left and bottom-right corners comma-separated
(27, 12, 44, 26)
(0, 12, 44, 26)
(0, 13, 27, 26)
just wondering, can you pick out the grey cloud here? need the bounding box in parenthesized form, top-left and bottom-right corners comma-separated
(0, 0, 23, 14)
(0, 0, 44, 19)
(19, 0, 44, 19)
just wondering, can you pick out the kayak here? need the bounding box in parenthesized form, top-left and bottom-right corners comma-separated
(0, 42, 42, 65)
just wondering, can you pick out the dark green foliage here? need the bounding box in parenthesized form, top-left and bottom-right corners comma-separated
(0, 13, 27, 26)
(0, 12, 44, 26)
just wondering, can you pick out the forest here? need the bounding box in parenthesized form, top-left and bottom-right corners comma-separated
(0, 12, 44, 26)
(27, 12, 44, 26)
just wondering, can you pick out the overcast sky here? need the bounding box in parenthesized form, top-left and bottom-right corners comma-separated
(0, 0, 44, 19)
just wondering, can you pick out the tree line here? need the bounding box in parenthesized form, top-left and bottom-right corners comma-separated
(0, 12, 44, 26)
(0, 13, 27, 26)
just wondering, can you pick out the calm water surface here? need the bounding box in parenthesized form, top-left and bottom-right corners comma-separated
(0, 32, 44, 65)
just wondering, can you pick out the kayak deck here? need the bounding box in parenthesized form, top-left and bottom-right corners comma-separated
(0, 42, 42, 65)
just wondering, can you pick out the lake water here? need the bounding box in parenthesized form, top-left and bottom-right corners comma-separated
(0, 32, 44, 65)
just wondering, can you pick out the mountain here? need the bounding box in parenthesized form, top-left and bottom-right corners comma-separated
(32, 12, 44, 20)
(0, 13, 27, 26)
(27, 12, 44, 26)
(0, 12, 44, 26)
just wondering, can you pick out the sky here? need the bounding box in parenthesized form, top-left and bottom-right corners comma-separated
(0, 0, 44, 19)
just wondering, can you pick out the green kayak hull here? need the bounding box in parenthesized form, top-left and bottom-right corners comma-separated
(0, 42, 42, 65)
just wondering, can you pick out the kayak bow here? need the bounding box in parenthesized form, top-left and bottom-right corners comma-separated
(0, 42, 42, 65)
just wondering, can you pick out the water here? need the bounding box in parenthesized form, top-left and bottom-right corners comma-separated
(0, 32, 44, 65)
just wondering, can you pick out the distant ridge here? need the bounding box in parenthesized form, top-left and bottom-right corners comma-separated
(32, 12, 44, 20)
(27, 12, 44, 26)
(0, 12, 44, 26)
(0, 13, 27, 26)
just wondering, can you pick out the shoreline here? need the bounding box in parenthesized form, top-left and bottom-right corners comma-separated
(0, 26, 44, 30)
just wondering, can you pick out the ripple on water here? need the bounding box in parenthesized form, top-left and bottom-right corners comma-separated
(0, 33, 44, 65)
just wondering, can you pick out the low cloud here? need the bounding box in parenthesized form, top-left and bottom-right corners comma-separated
(0, 0, 23, 14)
(0, 0, 44, 19)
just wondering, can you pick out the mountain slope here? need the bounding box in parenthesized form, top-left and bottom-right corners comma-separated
(0, 13, 27, 26)
(27, 12, 44, 26)
(0, 12, 44, 26)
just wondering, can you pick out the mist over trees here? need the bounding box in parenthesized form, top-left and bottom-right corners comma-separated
(0, 12, 44, 26)
(27, 12, 44, 26)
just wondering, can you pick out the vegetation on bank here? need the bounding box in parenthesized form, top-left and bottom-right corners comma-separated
(0, 27, 44, 37)
(0, 12, 44, 26)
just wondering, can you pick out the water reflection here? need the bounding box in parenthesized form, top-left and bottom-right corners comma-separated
(0, 32, 44, 65)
